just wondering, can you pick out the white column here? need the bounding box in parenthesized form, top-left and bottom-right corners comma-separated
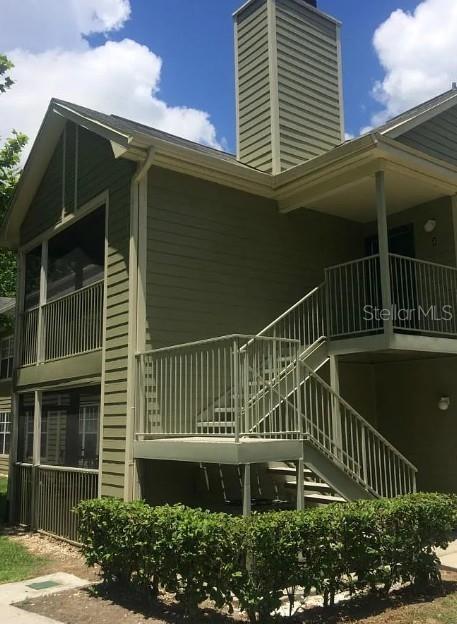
(243, 463, 251, 517)
(375, 171, 393, 337)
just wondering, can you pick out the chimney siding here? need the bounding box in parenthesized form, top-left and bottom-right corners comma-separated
(235, 0, 343, 173)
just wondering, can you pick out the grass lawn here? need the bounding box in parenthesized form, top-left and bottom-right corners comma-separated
(0, 535, 46, 584)
(0, 477, 46, 584)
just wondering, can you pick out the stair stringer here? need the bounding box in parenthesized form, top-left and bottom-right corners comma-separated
(302, 438, 375, 501)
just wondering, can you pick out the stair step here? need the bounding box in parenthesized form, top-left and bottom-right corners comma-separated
(267, 466, 313, 477)
(285, 480, 334, 492)
(197, 422, 235, 429)
(304, 493, 346, 504)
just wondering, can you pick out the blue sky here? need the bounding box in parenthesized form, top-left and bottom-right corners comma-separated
(91, 0, 421, 152)
(3, 0, 455, 159)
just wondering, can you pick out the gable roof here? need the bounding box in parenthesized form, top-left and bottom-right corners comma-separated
(373, 87, 457, 139)
(0, 99, 274, 247)
(4, 86, 457, 248)
(53, 99, 242, 166)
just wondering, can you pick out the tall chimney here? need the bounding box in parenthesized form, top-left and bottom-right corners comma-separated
(234, 0, 344, 173)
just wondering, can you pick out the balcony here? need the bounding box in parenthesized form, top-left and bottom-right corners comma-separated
(134, 335, 306, 463)
(21, 279, 104, 365)
(325, 253, 457, 354)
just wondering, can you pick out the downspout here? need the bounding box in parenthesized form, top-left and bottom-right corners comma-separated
(124, 146, 155, 502)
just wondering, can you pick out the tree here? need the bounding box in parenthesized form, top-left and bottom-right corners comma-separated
(0, 54, 14, 94)
(0, 54, 28, 299)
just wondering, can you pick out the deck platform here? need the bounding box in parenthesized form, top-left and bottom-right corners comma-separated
(134, 436, 303, 464)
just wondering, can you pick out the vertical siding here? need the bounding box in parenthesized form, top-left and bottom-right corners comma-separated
(146, 166, 364, 348)
(64, 123, 77, 214)
(20, 136, 64, 243)
(396, 106, 457, 166)
(275, 0, 342, 168)
(76, 129, 135, 498)
(236, 0, 273, 173)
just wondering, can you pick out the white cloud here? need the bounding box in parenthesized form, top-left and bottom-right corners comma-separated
(0, 0, 221, 155)
(368, 0, 457, 128)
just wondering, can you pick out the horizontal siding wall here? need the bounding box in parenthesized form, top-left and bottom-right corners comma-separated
(0, 457, 8, 476)
(146, 166, 365, 348)
(363, 196, 457, 267)
(396, 106, 457, 166)
(19, 122, 135, 498)
(0, 381, 11, 476)
(236, 0, 273, 172)
(275, 0, 342, 168)
(76, 129, 135, 499)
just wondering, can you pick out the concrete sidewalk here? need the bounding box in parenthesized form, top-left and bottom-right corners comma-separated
(0, 572, 91, 624)
(438, 539, 457, 571)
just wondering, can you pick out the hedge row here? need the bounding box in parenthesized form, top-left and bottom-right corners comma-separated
(77, 494, 457, 622)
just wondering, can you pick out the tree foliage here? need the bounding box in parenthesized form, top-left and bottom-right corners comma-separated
(0, 54, 14, 94)
(0, 54, 28, 299)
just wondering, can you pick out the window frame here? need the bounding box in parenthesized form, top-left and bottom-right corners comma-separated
(0, 335, 14, 380)
(0, 411, 11, 456)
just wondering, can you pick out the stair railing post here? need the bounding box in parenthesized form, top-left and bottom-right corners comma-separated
(329, 355, 343, 460)
(243, 346, 250, 437)
(233, 338, 240, 444)
(361, 426, 368, 484)
(296, 345, 303, 439)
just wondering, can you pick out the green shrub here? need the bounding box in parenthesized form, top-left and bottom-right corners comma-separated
(77, 493, 457, 622)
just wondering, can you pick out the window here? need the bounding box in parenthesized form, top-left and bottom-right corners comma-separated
(0, 412, 11, 455)
(0, 335, 14, 379)
(17, 393, 34, 463)
(18, 388, 100, 467)
(47, 208, 105, 301)
(79, 403, 99, 468)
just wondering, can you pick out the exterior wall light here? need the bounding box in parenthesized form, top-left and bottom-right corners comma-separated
(438, 396, 450, 411)
(424, 219, 437, 233)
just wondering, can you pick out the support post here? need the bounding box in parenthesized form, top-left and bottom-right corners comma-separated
(31, 390, 42, 529)
(329, 355, 343, 458)
(9, 251, 26, 524)
(37, 241, 48, 363)
(243, 463, 251, 516)
(296, 458, 304, 511)
(375, 171, 393, 337)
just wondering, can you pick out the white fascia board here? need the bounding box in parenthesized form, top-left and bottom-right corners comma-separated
(382, 93, 457, 139)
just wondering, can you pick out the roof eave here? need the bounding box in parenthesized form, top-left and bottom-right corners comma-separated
(276, 133, 457, 213)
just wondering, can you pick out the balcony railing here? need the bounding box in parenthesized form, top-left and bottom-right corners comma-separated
(325, 254, 457, 340)
(136, 335, 302, 440)
(21, 280, 104, 366)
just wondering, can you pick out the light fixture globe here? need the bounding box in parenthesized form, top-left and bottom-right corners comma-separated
(424, 219, 437, 233)
(438, 396, 450, 411)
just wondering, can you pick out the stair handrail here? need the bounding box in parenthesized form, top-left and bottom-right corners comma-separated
(240, 283, 326, 352)
(301, 360, 417, 472)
